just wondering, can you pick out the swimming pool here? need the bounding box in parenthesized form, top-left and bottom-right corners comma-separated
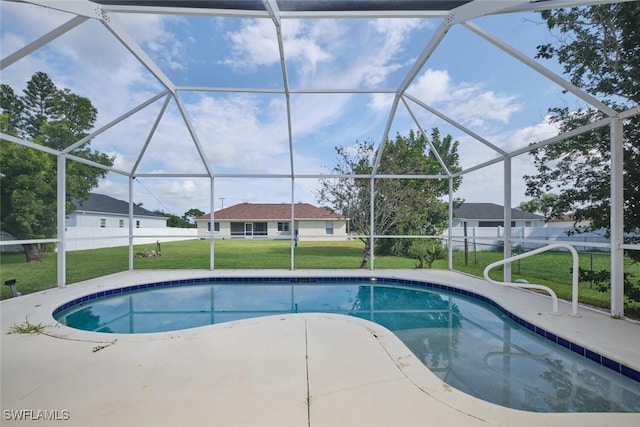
(53, 277, 640, 413)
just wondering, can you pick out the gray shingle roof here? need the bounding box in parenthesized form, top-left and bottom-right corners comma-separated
(73, 193, 166, 218)
(454, 203, 545, 220)
(199, 203, 344, 221)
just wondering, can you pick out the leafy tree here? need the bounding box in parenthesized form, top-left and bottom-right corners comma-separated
(526, 3, 639, 239)
(535, 4, 640, 103)
(0, 84, 23, 133)
(407, 238, 445, 269)
(155, 209, 205, 228)
(377, 129, 462, 256)
(518, 193, 559, 218)
(21, 71, 59, 139)
(316, 129, 462, 268)
(1, 72, 114, 262)
(153, 210, 193, 228)
(182, 208, 205, 226)
(154, 211, 187, 228)
(525, 3, 640, 299)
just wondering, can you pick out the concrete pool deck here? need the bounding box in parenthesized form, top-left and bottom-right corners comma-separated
(1, 269, 639, 426)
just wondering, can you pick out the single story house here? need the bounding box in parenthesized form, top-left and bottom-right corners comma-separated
(196, 203, 347, 240)
(452, 203, 545, 228)
(67, 193, 167, 229)
(545, 213, 591, 228)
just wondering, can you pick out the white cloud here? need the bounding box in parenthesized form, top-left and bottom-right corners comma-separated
(1, 4, 573, 215)
(408, 69, 521, 130)
(117, 14, 188, 71)
(453, 117, 560, 206)
(222, 19, 280, 69)
(185, 94, 290, 173)
(409, 69, 452, 104)
(362, 19, 425, 85)
(221, 17, 428, 91)
(504, 117, 559, 152)
(107, 151, 132, 172)
(222, 18, 333, 73)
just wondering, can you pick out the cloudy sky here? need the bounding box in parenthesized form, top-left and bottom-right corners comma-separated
(1, 1, 591, 216)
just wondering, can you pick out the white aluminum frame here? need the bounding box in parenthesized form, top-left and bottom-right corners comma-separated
(1, 0, 638, 316)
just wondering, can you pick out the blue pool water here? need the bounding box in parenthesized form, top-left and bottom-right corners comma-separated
(54, 277, 640, 413)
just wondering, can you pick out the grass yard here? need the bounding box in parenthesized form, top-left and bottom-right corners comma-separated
(1, 239, 638, 317)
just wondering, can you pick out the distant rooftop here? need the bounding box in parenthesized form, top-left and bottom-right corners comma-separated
(199, 203, 344, 220)
(454, 202, 545, 220)
(73, 193, 166, 218)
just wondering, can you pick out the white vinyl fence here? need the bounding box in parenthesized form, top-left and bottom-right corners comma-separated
(446, 226, 611, 252)
(64, 227, 199, 251)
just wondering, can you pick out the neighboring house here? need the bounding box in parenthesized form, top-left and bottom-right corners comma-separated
(452, 203, 545, 228)
(196, 203, 347, 240)
(67, 193, 167, 229)
(545, 213, 591, 229)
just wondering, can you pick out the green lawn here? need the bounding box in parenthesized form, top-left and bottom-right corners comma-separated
(2, 239, 638, 317)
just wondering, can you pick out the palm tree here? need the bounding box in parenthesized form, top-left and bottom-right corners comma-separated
(518, 193, 559, 219)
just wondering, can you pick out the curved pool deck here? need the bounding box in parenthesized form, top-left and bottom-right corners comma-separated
(2, 269, 639, 427)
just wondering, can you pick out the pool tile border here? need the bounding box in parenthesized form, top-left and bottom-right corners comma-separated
(51, 275, 640, 384)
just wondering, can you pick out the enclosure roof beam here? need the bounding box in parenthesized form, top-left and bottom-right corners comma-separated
(446, 0, 528, 25)
(619, 105, 640, 120)
(99, 10, 177, 94)
(463, 21, 618, 117)
(13, 0, 103, 17)
(452, 156, 505, 178)
(508, 116, 612, 159)
(176, 87, 397, 94)
(130, 172, 449, 180)
(371, 95, 401, 177)
(396, 18, 449, 97)
(131, 94, 173, 175)
(263, 0, 295, 178)
(92, 2, 454, 19)
(1, 15, 88, 70)
(401, 97, 452, 176)
(173, 93, 214, 177)
(1, 132, 130, 175)
(403, 92, 507, 157)
(66, 152, 129, 175)
(63, 90, 170, 154)
(99, 4, 268, 18)
(133, 173, 211, 178)
(1, 133, 60, 156)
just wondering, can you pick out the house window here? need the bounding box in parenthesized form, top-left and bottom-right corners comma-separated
(136, 220, 140, 229)
(119, 219, 124, 228)
(525, 221, 532, 227)
(100, 218, 106, 228)
(253, 222, 268, 236)
(230, 222, 267, 237)
(479, 221, 515, 227)
(325, 221, 334, 235)
(208, 222, 220, 232)
(277, 222, 290, 232)
(230, 222, 244, 236)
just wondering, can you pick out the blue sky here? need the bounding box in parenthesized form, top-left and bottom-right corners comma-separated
(1, 1, 589, 216)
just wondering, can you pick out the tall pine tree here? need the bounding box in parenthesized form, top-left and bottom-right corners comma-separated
(1, 72, 113, 262)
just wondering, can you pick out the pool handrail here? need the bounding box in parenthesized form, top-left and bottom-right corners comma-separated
(482, 242, 579, 316)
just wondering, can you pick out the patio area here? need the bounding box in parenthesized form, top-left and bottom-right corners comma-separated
(2, 269, 639, 426)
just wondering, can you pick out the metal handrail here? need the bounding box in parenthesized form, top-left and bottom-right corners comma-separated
(483, 242, 579, 316)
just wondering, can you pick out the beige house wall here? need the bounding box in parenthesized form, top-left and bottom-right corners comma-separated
(196, 219, 347, 240)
